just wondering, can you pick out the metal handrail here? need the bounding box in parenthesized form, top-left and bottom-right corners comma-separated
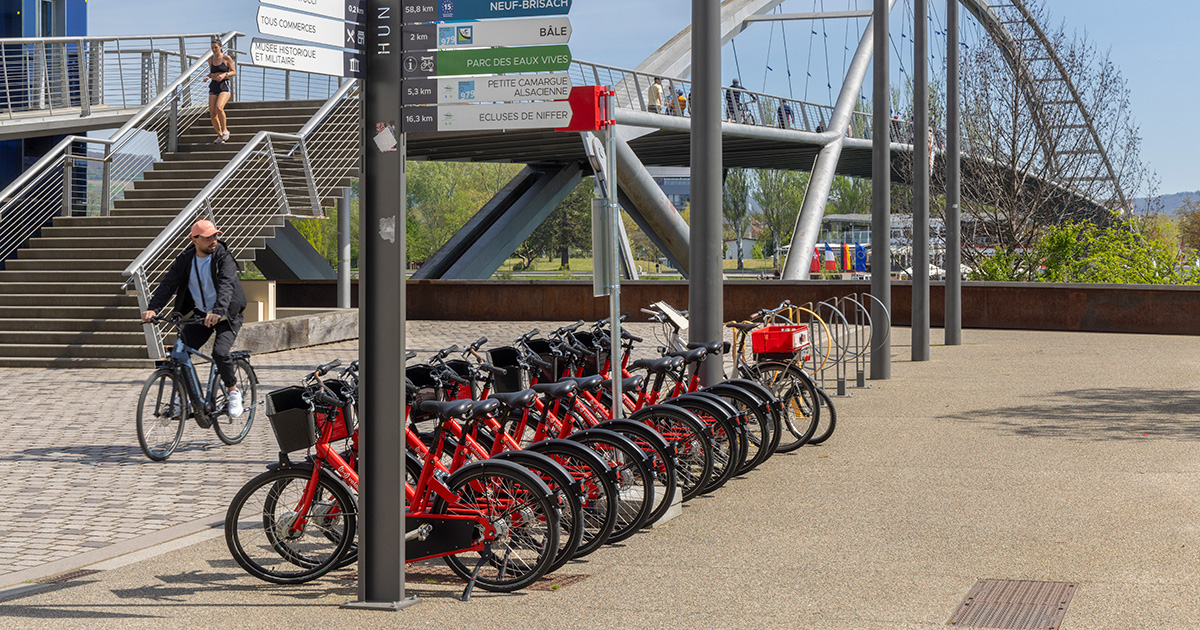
(123, 79, 360, 359)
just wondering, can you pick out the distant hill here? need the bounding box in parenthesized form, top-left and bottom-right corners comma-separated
(1133, 191, 1198, 216)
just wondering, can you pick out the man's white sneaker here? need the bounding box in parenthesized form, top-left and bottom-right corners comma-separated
(221, 129, 230, 141)
(227, 388, 244, 418)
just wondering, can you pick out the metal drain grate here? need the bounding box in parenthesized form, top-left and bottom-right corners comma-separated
(948, 579, 1078, 629)
(36, 569, 101, 584)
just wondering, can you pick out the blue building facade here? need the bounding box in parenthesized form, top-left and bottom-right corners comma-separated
(0, 0, 87, 189)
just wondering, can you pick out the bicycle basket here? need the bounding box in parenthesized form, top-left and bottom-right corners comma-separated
(265, 386, 317, 452)
(404, 364, 440, 406)
(751, 324, 811, 354)
(487, 346, 528, 393)
(525, 338, 560, 382)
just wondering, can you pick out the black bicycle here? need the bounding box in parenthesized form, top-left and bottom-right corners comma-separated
(136, 313, 258, 461)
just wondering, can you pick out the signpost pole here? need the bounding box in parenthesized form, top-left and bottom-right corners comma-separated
(605, 89, 621, 420)
(343, 0, 415, 610)
(945, 0, 962, 345)
(912, 0, 929, 361)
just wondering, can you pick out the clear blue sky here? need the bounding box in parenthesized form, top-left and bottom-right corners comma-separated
(89, 0, 1198, 195)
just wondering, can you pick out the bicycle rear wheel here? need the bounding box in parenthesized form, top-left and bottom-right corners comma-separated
(225, 467, 356, 584)
(527, 439, 617, 558)
(435, 460, 560, 593)
(755, 363, 819, 453)
(806, 385, 838, 445)
(568, 429, 653, 543)
(136, 369, 186, 461)
(214, 358, 257, 445)
(631, 404, 713, 502)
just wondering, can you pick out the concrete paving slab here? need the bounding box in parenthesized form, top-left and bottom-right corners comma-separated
(0, 324, 1198, 629)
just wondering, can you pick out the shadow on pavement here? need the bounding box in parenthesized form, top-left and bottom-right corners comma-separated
(941, 387, 1200, 440)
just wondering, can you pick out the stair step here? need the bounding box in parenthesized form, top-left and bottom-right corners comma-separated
(0, 304, 138, 319)
(53, 215, 175, 228)
(37, 226, 163, 239)
(150, 159, 230, 170)
(0, 270, 128, 284)
(0, 356, 154, 368)
(0, 343, 151, 358)
(17, 246, 148, 259)
(5, 259, 137, 272)
(0, 330, 147, 345)
(27, 236, 164, 249)
(111, 197, 196, 209)
(125, 178, 212, 192)
(0, 318, 146, 332)
(0, 282, 132, 295)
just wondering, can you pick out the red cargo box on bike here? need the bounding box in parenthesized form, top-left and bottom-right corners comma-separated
(751, 324, 810, 354)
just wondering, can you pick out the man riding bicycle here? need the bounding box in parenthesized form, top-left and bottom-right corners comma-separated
(141, 219, 248, 420)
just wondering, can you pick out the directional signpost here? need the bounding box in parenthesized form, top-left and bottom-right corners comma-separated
(402, 16, 570, 50)
(251, 39, 363, 77)
(402, 72, 571, 105)
(400, 44, 571, 78)
(257, 4, 365, 49)
(260, 0, 366, 23)
(401, 0, 571, 21)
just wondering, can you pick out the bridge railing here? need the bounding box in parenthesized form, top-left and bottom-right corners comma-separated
(572, 59, 850, 134)
(0, 32, 232, 120)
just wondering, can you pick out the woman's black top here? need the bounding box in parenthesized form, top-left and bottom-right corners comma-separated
(209, 58, 232, 95)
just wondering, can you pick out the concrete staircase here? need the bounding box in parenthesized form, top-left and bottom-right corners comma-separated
(0, 100, 331, 368)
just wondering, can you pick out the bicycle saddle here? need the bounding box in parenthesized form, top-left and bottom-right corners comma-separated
(601, 376, 644, 391)
(560, 375, 605, 392)
(726, 322, 758, 333)
(532, 380, 578, 399)
(488, 389, 538, 409)
(418, 399, 473, 419)
(667, 348, 708, 364)
(470, 398, 500, 417)
(686, 341, 724, 354)
(628, 356, 677, 374)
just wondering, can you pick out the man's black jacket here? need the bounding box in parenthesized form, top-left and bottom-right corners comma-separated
(146, 240, 247, 323)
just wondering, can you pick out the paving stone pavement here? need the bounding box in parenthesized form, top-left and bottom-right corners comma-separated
(0, 320, 652, 585)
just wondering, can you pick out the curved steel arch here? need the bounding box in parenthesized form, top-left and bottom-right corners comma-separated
(955, 0, 1128, 210)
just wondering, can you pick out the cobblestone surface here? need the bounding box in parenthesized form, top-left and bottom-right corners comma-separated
(0, 320, 654, 581)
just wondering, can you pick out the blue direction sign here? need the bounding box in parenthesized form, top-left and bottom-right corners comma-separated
(402, 0, 571, 23)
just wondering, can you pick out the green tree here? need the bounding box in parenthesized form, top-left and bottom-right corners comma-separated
(405, 162, 523, 264)
(1176, 197, 1200, 252)
(827, 176, 871, 215)
(722, 168, 753, 270)
(517, 178, 594, 270)
(971, 218, 1198, 284)
(753, 169, 808, 268)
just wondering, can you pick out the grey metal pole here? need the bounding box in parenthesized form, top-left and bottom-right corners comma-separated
(912, 0, 929, 361)
(870, 0, 891, 380)
(779, 0, 895, 280)
(945, 0, 962, 345)
(344, 0, 414, 611)
(689, 0, 723, 384)
(606, 100, 622, 419)
(338, 186, 351, 309)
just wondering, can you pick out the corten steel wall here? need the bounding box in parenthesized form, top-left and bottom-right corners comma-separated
(275, 280, 1200, 335)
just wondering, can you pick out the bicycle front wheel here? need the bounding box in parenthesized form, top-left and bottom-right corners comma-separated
(136, 369, 186, 461)
(214, 358, 257, 445)
(225, 467, 356, 584)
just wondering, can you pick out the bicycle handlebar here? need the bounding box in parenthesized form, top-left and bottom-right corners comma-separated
(316, 359, 341, 376)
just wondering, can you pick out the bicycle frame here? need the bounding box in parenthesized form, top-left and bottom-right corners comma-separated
(168, 337, 221, 421)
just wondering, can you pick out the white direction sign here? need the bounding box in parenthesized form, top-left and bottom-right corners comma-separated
(401, 17, 571, 51)
(251, 39, 363, 78)
(257, 5, 364, 50)
(402, 73, 571, 105)
(401, 100, 575, 132)
(259, 0, 365, 24)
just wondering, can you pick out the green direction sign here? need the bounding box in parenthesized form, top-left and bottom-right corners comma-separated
(401, 44, 570, 78)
